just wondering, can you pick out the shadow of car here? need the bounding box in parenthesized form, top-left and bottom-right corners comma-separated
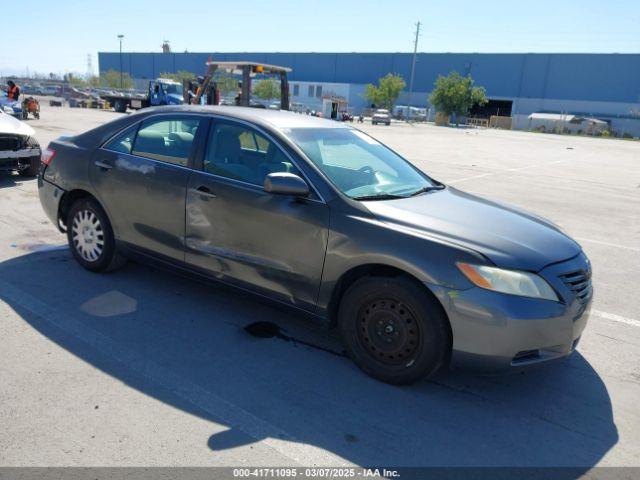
(0, 247, 618, 471)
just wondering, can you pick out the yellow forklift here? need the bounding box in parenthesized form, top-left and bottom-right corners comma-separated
(184, 61, 292, 110)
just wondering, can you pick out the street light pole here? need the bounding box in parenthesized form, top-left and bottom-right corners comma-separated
(118, 34, 124, 89)
(407, 21, 421, 120)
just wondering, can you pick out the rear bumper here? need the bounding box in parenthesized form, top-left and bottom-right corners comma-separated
(37, 175, 65, 230)
(429, 253, 593, 373)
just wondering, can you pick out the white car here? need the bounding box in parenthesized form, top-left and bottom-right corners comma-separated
(0, 111, 41, 176)
(372, 109, 391, 125)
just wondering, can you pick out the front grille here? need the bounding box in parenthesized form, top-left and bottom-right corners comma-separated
(559, 269, 592, 303)
(0, 136, 20, 151)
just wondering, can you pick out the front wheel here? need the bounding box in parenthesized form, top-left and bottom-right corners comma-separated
(338, 276, 450, 385)
(66, 198, 126, 272)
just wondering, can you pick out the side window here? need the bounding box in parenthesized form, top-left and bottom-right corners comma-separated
(103, 125, 138, 154)
(132, 117, 200, 167)
(204, 123, 301, 186)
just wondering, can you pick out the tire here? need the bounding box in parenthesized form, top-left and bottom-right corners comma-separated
(372, 121, 377, 125)
(386, 122, 391, 126)
(66, 198, 126, 273)
(338, 276, 450, 385)
(113, 100, 127, 113)
(18, 155, 39, 177)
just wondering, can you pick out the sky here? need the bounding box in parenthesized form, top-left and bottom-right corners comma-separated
(1, 0, 638, 76)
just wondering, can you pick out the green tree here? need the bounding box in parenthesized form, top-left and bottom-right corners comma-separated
(87, 75, 101, 87)
(364, 73, 406, 111)
(252, 77, 280, 102)
(213, 72, 240, 97)
(428, 71, 488, 126)
(100, 69, 134, 89)
(159, 70, 196, 84)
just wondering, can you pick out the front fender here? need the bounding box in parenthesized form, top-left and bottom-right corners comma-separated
(315, 211, 484, 316)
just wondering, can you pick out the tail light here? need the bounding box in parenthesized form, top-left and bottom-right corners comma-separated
(41, 147, 56, 166)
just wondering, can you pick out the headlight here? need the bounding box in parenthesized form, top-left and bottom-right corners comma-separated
(457, 263, 558, 301)
(25, 136, 40, 149)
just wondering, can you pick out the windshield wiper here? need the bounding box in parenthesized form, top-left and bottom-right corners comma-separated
(352, 193, 407, 201)
(408, 184, 446, 197)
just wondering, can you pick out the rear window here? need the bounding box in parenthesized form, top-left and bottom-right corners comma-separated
(131, 117, 200, 167)
(103, 125, 138, 154)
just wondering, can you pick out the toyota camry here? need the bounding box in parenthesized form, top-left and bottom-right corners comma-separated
(38, 106, 592, 384)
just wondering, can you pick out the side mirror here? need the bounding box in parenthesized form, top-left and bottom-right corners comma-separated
(264, 172, 310, 197)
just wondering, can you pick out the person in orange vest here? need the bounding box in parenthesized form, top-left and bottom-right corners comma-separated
(6, 80, 20, 101)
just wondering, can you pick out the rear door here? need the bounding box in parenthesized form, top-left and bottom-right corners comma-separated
(185, 118, 330, 310)
(90, 114, 205, 263)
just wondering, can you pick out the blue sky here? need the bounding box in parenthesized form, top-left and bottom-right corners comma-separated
(1, 0, 638, 76)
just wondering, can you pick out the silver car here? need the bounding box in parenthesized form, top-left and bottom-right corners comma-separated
(372, 109, 391, 125)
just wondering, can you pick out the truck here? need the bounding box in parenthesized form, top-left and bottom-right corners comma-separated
(100, 78, 184, 113)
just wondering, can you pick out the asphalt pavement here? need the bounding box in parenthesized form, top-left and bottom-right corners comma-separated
(0, 102, 638, 470)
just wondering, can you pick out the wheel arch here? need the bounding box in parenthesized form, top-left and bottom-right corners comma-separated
(57, 189, 102, 231)
(327, 264, 452, 342)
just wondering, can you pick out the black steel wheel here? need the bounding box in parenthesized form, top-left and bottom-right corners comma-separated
(338, 276, 450, 384)
(357, 298, 421, 365)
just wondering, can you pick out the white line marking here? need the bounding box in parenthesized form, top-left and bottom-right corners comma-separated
(448, 159, 568, 184)
(592, 310, 640, 328)
(0, 279, 349, 467)
(575, 237, 640, 253)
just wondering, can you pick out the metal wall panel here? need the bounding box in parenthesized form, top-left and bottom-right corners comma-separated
(98, 52, 640, 103)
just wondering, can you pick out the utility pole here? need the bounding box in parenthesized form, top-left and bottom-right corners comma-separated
(118, 34, 124, 89)
(407, 21, 421, 120)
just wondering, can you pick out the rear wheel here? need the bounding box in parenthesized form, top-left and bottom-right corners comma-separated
(113, 100, 127, 113)
(66, 198, 126, 272)
(338, 276, 450, 385)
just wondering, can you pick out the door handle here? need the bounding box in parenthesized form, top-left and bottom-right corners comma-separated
(191, 185, 217, 198)
(94, 160, 113, 170)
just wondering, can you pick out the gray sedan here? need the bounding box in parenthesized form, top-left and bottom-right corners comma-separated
(38, 106, 592, 384)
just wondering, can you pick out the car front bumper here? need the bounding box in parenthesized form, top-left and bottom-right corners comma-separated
(429, 252, 592, 372)
(0, 149, 40, 172)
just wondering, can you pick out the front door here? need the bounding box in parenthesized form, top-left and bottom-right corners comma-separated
(185, 119, 330, 311)
(90, 114, 204, 263)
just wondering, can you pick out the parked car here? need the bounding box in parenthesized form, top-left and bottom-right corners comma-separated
(41, 85, 59, 96)
(372, 108, 391, 125)
(0, 110, 41, 176)
(38, 106, 592, 384)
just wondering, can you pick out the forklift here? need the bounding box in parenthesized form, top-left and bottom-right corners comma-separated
(184, 61, 292, 110)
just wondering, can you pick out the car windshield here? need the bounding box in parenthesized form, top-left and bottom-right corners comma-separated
(286, 128, 437, 199)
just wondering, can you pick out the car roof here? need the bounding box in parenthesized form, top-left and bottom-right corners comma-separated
(135, 105, 348, 130)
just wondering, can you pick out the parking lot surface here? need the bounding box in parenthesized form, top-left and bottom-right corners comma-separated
(1, 103, 639, 469)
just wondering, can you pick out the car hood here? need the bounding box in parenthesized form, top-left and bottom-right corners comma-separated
(362, 187, 580, 271)
(0, 111, 34, 136)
